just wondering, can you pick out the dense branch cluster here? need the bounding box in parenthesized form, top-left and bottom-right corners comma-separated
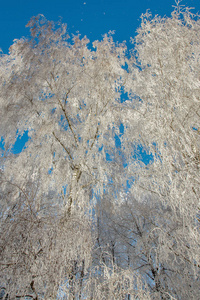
(0, 4, 200, 299)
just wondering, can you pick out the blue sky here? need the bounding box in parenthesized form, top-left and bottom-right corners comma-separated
(1, 0, 200, 54)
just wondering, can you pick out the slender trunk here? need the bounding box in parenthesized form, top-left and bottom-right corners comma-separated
(66, 167, 82, 217)
(78, 259, 85, 300)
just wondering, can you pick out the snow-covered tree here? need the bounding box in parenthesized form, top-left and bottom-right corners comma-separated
(95, 193, 199, 299)
(0, 14, 128, 299)
(0, 14, 127, 216)
(123, 3, 200, 298)
(0, 3, 200, 299)
(93, 3, 200, 299)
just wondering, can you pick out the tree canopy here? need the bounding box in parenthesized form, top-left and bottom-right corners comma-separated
(0, 3, 200, 300)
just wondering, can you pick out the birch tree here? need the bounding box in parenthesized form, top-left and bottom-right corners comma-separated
(0, 15, 127, 299)
(122, 3, 200, 298)
(0, 15, 127, 216)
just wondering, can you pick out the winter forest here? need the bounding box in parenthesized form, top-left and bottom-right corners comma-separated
(0, 2, 200, 299)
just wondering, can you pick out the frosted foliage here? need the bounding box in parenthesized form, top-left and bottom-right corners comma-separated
(124, 4, 200, 280)
(82, 267, 151, 300)
(0, 208, 92, 299)
(126, 7, 200, 209)
(96, 196, 199, 299)
(0, 15, 127, 212)
(0, 14, 129, 300)
(0, 5, 200, 300)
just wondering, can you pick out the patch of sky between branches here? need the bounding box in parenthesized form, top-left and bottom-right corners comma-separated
(0, 137, 5, 151)
(60, 114, 69, 131)
(133, 144, 153, 165)
(114, 123, 124, 148)
(11, 130, 30, 154)
(0, 130, 30, 154)
(109, 123, 153, 167)
(120, 86, 129, 103)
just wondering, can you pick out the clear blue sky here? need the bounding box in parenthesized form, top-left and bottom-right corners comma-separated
(0, 0, 200, 54)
